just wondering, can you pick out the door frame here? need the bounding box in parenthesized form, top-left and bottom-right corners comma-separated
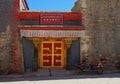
(38, 39, 66, 69)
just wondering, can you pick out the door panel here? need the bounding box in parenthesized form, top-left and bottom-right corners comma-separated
(40, 41, 64, 68)
(43, 56, 52, 66)
(54, 43, 62, 54)
(42, 42, 52, 67)
(54, 56, 61, 66)
(43, 43, 52, 54)
(54, 42, 62, 66)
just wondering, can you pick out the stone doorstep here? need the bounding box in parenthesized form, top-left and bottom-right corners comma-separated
(34, 69, 76, 77)
(0, 74, 23, 78)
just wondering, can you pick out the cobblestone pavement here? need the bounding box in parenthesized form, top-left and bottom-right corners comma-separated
(0, 69, 120, 84)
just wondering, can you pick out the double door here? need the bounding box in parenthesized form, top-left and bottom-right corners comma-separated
(40, 41, 64, 68)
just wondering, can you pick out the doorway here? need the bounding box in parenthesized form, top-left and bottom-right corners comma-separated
(39, 40, 65, 68)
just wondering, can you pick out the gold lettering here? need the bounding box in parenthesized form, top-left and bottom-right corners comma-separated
(52, 19, 54, 21)
(46, 19, 49, 21)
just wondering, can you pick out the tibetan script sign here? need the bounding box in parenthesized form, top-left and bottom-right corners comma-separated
(40, 13, 63, 25)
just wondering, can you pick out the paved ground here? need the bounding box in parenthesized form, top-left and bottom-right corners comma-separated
(0, 69, 120, 84)
(0, 69, 76, 78)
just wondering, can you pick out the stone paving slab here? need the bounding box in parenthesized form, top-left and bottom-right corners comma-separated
(50, 69, 76, 76)
(0, 69, 77, 78)
(0, 69, 120, 79)
(1, 73, 120, 84)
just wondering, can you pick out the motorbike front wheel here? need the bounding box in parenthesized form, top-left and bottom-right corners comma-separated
(76, 68, 84, 75)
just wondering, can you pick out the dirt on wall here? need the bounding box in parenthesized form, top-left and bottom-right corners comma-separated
(0, 26, 12, 74)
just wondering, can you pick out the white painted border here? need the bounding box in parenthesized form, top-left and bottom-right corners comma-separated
(20, 30, 85, 38)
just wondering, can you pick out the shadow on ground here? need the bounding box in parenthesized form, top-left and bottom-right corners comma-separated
(0, 69, 120, 82)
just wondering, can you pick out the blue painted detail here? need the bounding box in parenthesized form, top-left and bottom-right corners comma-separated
(71, 39, 80, 68)
(21, 37, 34, 72)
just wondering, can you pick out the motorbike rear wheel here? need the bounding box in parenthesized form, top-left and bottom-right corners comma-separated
(97, 68, 103, 74)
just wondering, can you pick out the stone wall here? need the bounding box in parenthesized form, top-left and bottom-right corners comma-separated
(0, 0, 14, 74)
(0, 0, 24, 74)
(72, 0, 120, 70)
(72, 0, 92, 61)
(0, 0, 13, 32)
(0, 26, 12, 74)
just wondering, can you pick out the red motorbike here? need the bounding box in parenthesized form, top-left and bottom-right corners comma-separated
(77, 58, 107, 74)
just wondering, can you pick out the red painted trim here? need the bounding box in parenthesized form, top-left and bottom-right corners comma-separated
(12, 0, 25, 73)
(19, 12, 40, 20)
(19, 12, 82, 21)
(20, 27, 85, 30)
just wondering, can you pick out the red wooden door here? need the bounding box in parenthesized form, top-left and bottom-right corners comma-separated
(40, 41, 64, 68)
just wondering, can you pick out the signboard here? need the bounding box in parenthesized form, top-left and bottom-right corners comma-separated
(40, 13, 63, 25)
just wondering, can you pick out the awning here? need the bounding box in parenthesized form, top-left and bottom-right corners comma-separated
(20, 30, 85, 38)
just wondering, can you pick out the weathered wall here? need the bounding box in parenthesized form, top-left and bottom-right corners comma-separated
(72, 0, 92, 61)
(0, 26, 12, 74)
(0, 0, 24, 74)
(72, 0, 120, 70)
(0, 0, 13, 32)
(0, 0, 14, 74)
